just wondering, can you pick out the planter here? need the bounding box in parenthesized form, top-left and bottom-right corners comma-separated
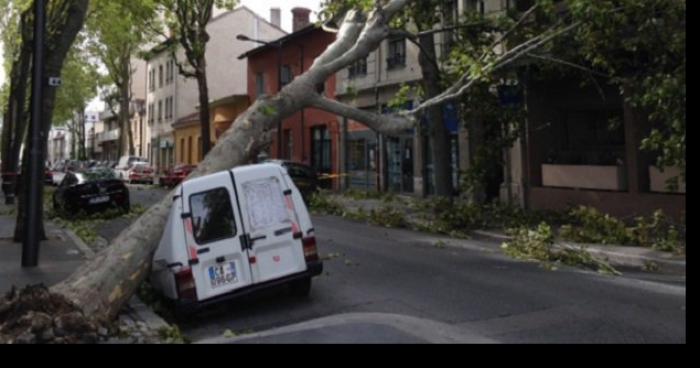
(649, 166, 685, 194)
(542, 164, 626, 191)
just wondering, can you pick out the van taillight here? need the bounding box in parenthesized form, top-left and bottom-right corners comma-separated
(302, 237, 319, 263)
(175, 268, 197, 301)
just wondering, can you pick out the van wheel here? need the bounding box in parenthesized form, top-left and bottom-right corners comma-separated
(289, 277, 312, 297)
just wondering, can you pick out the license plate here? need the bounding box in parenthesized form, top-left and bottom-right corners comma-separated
(208, 262, 238, 289)
(89, 196, 110, 204)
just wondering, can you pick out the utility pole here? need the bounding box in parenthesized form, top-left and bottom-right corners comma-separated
(22, 0, 46, 268)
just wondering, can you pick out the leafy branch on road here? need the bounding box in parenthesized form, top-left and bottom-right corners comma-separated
(502, 223, 621, 276)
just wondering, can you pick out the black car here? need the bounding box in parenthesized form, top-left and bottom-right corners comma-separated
(52, 168, 130, 217)
(266, 160, 320, 201)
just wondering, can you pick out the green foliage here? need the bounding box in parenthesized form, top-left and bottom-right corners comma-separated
(308, 192, 344, 216)
(502, 222, 621, 275)
(559, 206, 632, 245)
(560, 206, 685, 254)
(368, 206, 406, 228)
(157, 325, 189, 344)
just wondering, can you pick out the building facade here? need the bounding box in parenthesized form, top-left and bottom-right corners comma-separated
(145, 6, 285, 173)
(241, 9, 340, 189)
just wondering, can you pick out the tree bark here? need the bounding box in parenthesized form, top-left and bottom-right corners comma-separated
(118, 55, 133, 157)
(13, 0, 89, 242)
(418, 32, 453, 197)
(197, 62, 212, 156)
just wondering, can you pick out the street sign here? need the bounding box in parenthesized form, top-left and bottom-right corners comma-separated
(48, 77, 62, 87)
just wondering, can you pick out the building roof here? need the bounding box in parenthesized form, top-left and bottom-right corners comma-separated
(237, 23, 324, 60)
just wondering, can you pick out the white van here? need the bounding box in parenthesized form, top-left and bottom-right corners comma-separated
(150, 163, 323, 315)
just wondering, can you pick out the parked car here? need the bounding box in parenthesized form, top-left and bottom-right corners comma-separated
(150, 163, 322, 317)
(160, 164, 197, 188)
(126, 162, 155, 184)
(44, 166, 53, 185)
(265, 160, 320, 202)
(114, 156, 148, 180)
(52, 168, 130, 217)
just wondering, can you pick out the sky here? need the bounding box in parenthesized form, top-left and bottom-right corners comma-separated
(0, 1, 324, 112)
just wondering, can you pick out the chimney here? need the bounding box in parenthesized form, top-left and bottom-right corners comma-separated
(292, 7, 311, 33)
(270, 7, 281, 28)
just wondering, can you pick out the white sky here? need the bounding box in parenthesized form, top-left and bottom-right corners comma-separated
(2, 1, 324, 112)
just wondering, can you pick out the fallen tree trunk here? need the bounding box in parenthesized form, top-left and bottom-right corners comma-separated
(3, 0, 576, 334)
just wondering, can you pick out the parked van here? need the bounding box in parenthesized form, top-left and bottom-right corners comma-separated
(150, 163, 323, 315)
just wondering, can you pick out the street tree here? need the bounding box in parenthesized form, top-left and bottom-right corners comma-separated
(0, 0, 90, 243)
(86, 0, 158, 158)
(148, 0, 237, 159)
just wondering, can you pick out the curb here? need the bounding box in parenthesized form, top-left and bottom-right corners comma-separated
(59, 229, 173, 336)
(472, 230, 686, 275)
(59, 225, 96, 259)
(127, 296, 171, 332)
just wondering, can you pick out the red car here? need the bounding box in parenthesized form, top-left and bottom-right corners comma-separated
(159, 164, 196, 188)
(127, 163, 155, 185)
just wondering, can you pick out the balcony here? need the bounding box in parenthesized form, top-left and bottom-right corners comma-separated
(96, 129, 119, 144)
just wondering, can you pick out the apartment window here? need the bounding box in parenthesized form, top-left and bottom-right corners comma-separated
(149, 69, 155, 92)
(311, 126, 332, 175)
(159, 65, 163, 88)
(387, 38, 406, 70)
(180, 138, 185, 163)
(348, 58, 367, 79)
(185, 136, 191, 164)
(157, 100, 162, 122)
(464, 0, 485, 15)
(167, 59, 176, 84)
(280, 65, 293, 87)
(256, 73, 265, 98)
(283, 129, 293, 160)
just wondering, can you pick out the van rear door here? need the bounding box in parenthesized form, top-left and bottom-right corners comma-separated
(181, 171, 253, 301)
(233, 165, 307, 284)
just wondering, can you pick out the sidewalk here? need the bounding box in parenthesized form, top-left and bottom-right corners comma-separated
(325, 194, 686, 276)
(0, 200, 174, 343)
(0, 203, 86, 292)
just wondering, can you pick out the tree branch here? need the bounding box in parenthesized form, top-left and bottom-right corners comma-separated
(310, 95, 415, 135)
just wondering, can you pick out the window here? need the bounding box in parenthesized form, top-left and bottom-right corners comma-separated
(283, 129, 293, 160)
(311, 126, 332, 174)
(167, 59, 175, 84)
(158, 65, 163, 88)
(189, 188, 237, 245)
(464, 0, 485, 15)
(180, 138, 185, 163)
(188, 136, 193, 164)
(387, 38, 406, 70)
(157, 100, 162, 122)
(149, 69, 155, 92)
(256, 73, 265, 98)
(348, 58, 367, 79)
(280, 65, 293, 87)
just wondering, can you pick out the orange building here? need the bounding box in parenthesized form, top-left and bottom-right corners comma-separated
(172, 95, 249, 165)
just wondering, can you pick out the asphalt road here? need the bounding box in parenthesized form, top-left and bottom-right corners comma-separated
(105, 186, 686, 343)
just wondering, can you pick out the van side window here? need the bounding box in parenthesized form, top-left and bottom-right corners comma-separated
(189, 188, 237, 245)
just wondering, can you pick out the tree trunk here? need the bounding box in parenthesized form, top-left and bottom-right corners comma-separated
(13, 0, 89, 242)
(418, 33, 453, 197)
(197, 64, 212, 157)
(2, 12, 33, 202)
